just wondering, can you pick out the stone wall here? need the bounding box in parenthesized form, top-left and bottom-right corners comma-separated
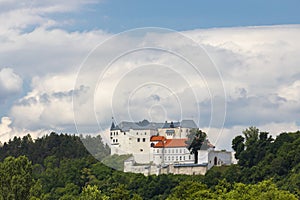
(124, 157, 208, 176)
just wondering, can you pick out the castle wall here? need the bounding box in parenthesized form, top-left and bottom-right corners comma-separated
(207, 150, 232, 169)
(111, 129, 157, 163)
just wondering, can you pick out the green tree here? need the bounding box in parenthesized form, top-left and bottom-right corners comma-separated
(0, 156, 33, 200)
(110, 184, 130, 200)
(79, 185, 108, 200)
(186, 129, 208, 164)
(221, 180, 297, 200)
(231, 135, 244, 159)
(167, 180, 215, 200)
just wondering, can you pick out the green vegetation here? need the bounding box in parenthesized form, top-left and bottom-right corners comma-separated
(186, 129, 207, 164)
(0, 128, 299, 199)
(102, 154, 132, 171)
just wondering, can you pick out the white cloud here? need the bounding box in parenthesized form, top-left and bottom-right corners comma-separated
(0, 0, 101, 32)
(0, 116, 48, 143)
(278, 80, 300, 101)
(0, 67, 22, 103)
(0, 24, 298, 144)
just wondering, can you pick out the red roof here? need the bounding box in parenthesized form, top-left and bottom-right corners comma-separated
(154, 138, 188, 148)
(150, 135, 166, 142)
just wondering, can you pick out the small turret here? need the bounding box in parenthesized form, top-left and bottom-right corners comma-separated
(110, 117, 121, 131)
(110, 121, 116, 131)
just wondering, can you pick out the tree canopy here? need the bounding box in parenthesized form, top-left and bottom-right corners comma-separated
(0, 129, 299, 199)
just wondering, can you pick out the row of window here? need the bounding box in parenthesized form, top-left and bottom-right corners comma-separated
(137, 138, 146, 142)
(112, 139, 118, 143)
(159, 155, 192, 161)
(110, 131, 118, 136)
(111, 131, 126, 136)
(136, 132, 147, 135)
(154, 148, 189, 154)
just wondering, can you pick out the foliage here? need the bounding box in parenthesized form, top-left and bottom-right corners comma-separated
(0, 128, 299, 199)
(0, 156, 33, 200)
(186, 129, 208, 164)
(102, 154, 132, 171)
(79, 185, 108, 200)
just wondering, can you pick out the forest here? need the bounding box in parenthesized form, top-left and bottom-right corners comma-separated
(0, 127, 299, 200)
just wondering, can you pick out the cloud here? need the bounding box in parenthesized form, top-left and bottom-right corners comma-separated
(0, 116, 48, 143)
(0, 67, 22, 103)
(0, 23, 298, 150)
(0, 0, 101, 32)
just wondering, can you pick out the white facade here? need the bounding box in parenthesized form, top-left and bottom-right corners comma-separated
(110, 128, 157, 163)
(109, 119, 234, 175)
(110, 120, 198, 164)
(153, 146, 194, 165)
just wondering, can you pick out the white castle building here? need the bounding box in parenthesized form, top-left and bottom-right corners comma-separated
(109, 119, 234, 175)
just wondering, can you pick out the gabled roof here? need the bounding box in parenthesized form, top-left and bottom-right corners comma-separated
(118, 120, 164, 131)
(180, 120, 198, 128)
(154, 138, 188, 148)
(116, 119, 198, 132)
(150, 135, 166, 142)
(110, 122, 121, 131)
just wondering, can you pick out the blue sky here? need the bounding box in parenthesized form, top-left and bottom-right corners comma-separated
(0, 1, 300, 149)
(59, 0, 300, 32)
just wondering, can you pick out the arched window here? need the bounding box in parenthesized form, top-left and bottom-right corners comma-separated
(214, 156, 218, 165)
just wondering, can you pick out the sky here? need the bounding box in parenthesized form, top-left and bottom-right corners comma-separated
(0, 0, 300, 150)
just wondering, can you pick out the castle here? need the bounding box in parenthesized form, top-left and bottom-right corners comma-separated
(110, 119, 234, 175)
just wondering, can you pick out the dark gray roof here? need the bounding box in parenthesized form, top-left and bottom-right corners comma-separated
(117, 119, 198, 132)
(180, 120, 198, 128)
(110, 122, 121, 131)
(118, 120, 164, 131)
(162, 121, 180, 128)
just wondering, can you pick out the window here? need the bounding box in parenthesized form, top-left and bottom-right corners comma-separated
(137, 138, 140, 142)
(189, 155, 191, 160)
(124, 132, 126, 135)
(179, 149, 182, 153)
(140, 149, 143, 152)
(176, 149, 178, 153)
(145, 132, 147, 135)
(151, 143, 155, 147)
(172, 149, 174, 153)
(179, 156, 182, 161)
(116, 139, 118, 143)
(164, 149, 167, 153)
(136, 132, 138, 135)
(113, 139, 115, 143)
(142, 138, 146, 142)
(116, 132, 118, 135)
(110, 132, 112, 136)
(113, 132, 115, 136)
(214, 157, 218, 165)
(157, 149, 159, 153)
